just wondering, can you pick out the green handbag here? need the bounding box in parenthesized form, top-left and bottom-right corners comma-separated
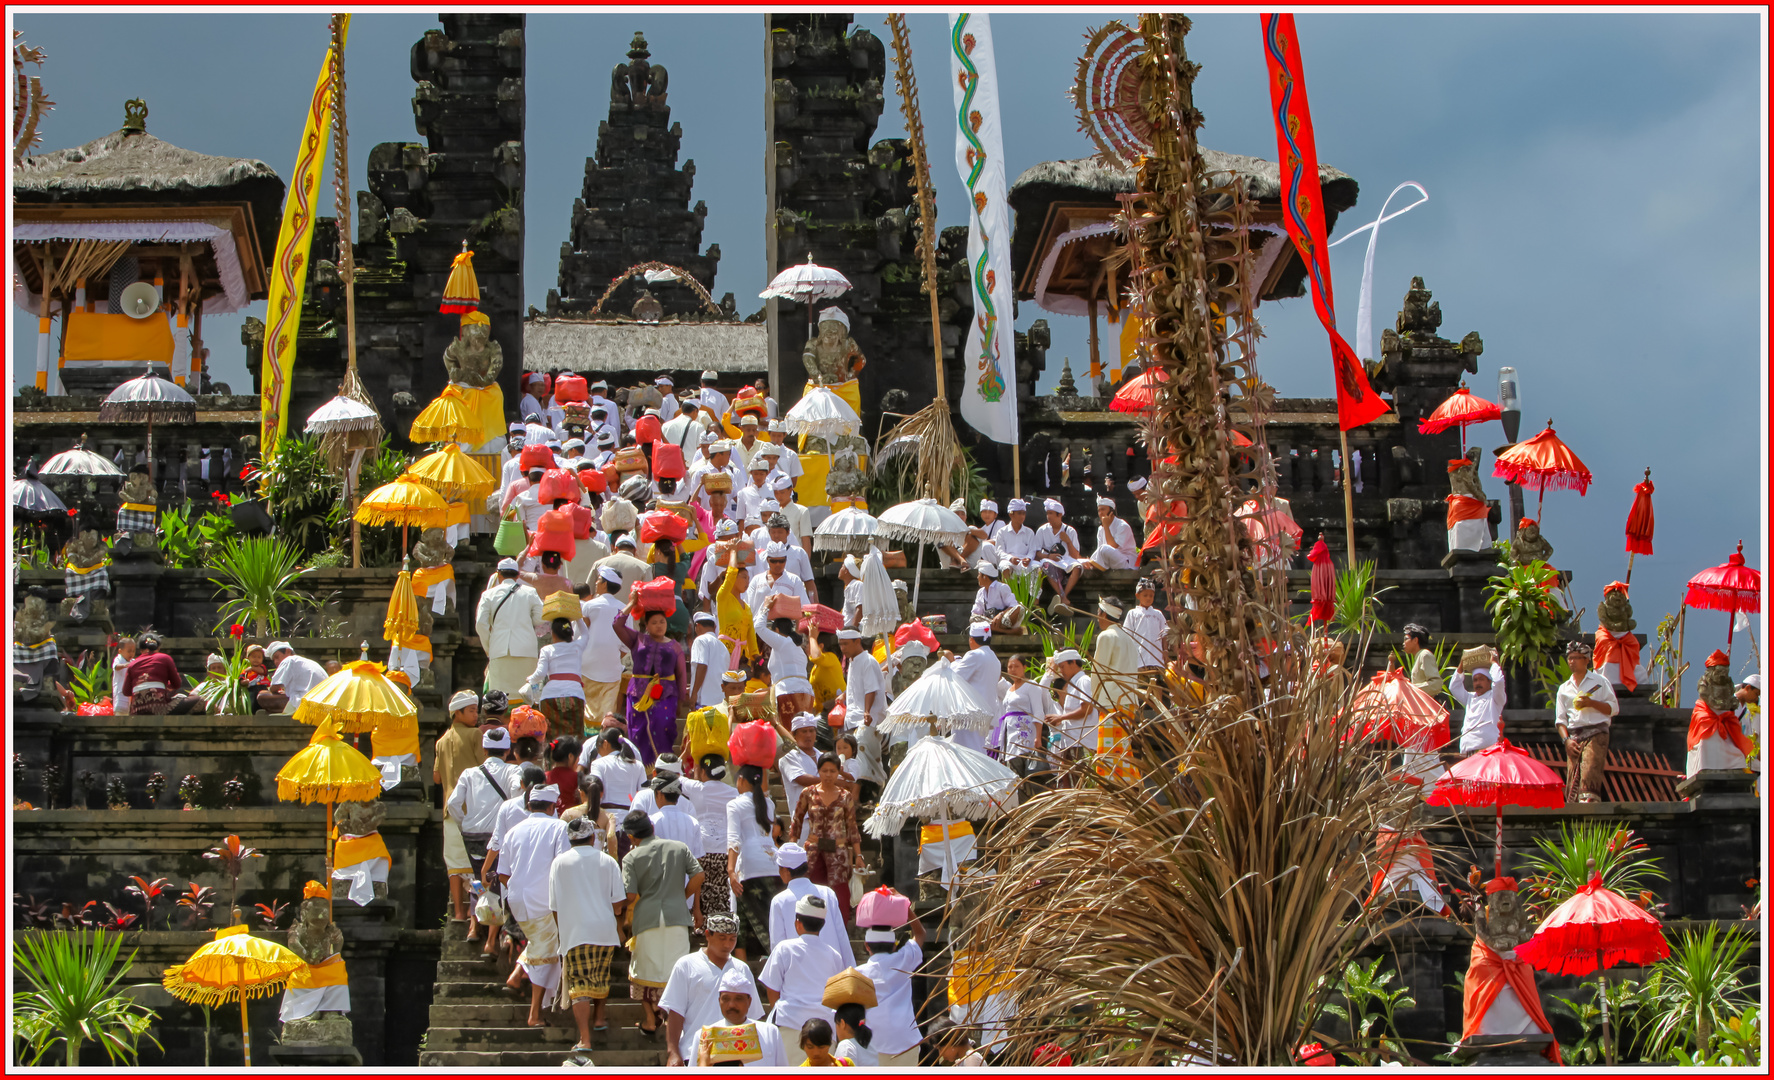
(493, 513, 527, 557)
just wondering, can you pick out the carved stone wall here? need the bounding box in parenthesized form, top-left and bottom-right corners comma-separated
(546, 33, 723, 320)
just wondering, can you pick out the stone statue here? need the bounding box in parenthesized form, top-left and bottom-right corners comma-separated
(118, 469, 158, 509)
(801, 308, 866, 386)
(116, 468, 160, 549)
(441, 318, 503, 388)
(412, 528, 454, 582)
(59, 531, 110, 625)
(1397, 275, 1443, 336)
(824, 436, 868, 503)
(1472, 879, 1533, 954)
(1697, 658, 1737, 716)
(280, 895, 353, 1045)
(891, 651, 928, 697)
(15, 591, 56, 647)
(1596, 587, 1636, 638)
(1510, 520, 1554, 567)
(1448, 448, 1486, 502)
(330, 800, 390, 904)
(632, 289, 664, 323)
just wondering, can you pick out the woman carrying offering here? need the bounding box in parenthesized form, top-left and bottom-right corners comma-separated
(789, 753, 863, 921)
(612, 606, 689, 766)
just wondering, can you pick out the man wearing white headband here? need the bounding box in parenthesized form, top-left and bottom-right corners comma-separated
(744, 539, 813, 615)
(767, 841, 851, 964)
(1034, 498, 1084, 612)
(653, 374, 681, 422)
(970, 560, 1025, 635)
(749, 510, 815, 584)
(658, 912, 767, 1067)
(1043, 648, 1097, 784)
(995, 497, 1038, 583)
(735, 456, 775, 524)
(765, 472, 813, 553)
(776, 713, 824, 795)
(1081, 494, 1141, 573)
(856, 914, 929, 1066)
(946, 622, 1000, 754)
(758, 892, 847, 1064)
(687, 438, 742, 516)
(1126, 578, 1169, 675)
(498, 783, 571, 1027)
(437, 689, 486, 925)
(763, 419, 804, 481)
(446, 726, 521, 949)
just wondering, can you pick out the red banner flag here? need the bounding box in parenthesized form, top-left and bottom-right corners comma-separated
(1260, 14, 1389, 431)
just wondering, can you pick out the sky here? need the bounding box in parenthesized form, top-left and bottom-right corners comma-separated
(8, 9, 1765, 664)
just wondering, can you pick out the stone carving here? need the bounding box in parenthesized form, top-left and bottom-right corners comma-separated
(801, 312, 866, 386)
(331, 800, 390, 903)
(1697, 659, 1737, 715)
(1397, 275, 1442, 336)
(15, 591, 57, 647)
(1596, 587, 1636, 637)
(631, 289, 663, 323)
(118, 469, 158, 509)
(891, 651, 928, 697)
(824, 437, 868, 503)
(281, 896, 353, 1046)
(58, 531, 111, 626)
(1448, 448, 1486, 502)
(1471, 881, 1533, 954)
(441, 317, 503, 388)
(412, 528, 455, 579)
(1510, 521, 1554, 567)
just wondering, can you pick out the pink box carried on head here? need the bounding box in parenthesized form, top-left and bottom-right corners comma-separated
(857, 886, 911, 928)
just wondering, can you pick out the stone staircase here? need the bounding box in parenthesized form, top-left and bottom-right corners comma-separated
(417, 919, 669, 1067)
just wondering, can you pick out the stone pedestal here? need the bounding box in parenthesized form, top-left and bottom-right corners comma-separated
(108, 549, 165, 633)
(267, 1041, 363, 1067)
(1676, 769, 1757, 799)
(1451, 1033, 1556, 1066)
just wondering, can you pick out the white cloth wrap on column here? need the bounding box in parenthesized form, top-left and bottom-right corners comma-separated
(1448, 519, 1492, 553)
(1687, 736, 1747, 778)
(373, 754, 417, 790)
(280, 983, 351, 1022)
(331, 856, 389, 906)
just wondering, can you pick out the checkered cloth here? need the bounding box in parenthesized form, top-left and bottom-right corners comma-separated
(13, 638, 59, 665)
(63, 566, 109, 597)
(561, 943, 615, 1002)
(115, 507, 157, 534)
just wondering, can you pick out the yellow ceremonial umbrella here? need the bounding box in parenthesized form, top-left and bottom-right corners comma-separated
(408, 385, 481, 445)
(385, 560, 421, 645)
(162, 925, 305, 1066)
(292, 647, 418, 734)
(276, 718, 385, 920)
(407, 442, 498, 502)
(355, 472, 448, 554)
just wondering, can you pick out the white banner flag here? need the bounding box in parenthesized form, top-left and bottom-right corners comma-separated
(949, 13, 1019, 445)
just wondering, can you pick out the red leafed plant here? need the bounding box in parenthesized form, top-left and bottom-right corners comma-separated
(202, 835, 262, 921)
(254, 899, 290, 931)
(174, 883, 217, 929)
(123, 876, 169, 928)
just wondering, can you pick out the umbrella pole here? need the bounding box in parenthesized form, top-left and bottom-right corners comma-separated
(1598, 957, 1612, 1066)
(238, 957, 252, 1067)
(1727, 598, 1737, 654)
(1537, 476, 1545, 520)
(1493, 803, 1504, 879)
(326, 801, 336, 923)
(912, 542, 925, 612)
(146, 416, 155, 483)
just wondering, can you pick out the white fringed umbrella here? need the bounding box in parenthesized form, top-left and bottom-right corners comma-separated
(878, 658, 999, 738)
(11, 458, 65, 516)
(857, 550, 899, 639)
(304, 394, 379, 435)
(783, 386, 862, 440)
(760, 254, 853, 339)
(41, 438, 123, 478)
(98, 367, 197, 480)
(813, 506, 881, 555)
(878, 498, 969, 609)
(862, 735, 1020, 838)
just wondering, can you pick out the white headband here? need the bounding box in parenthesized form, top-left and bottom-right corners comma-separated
(818, 306, 850, 330)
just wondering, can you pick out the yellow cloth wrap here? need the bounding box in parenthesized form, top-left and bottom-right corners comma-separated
(333, 832, 391, 870)
(456, 382, 506, 446)
(949, 949, 1015, 1006)
(920, 821, 974, 846)
(796, 453, 831, 510)
(444, 502, 471, 527)
(396, 633, 432, 657)
(65, 561, 108, 575)
(871, 640, 889, 666)
(119, 502, 158, 514)
(826, 378, 863, 416)
(373, 713, 421, 759)
(411, 564, 455, 593)
(717, 563, 758, 660)
(286, 954, 348, 990)
(63, 310, 176, 365)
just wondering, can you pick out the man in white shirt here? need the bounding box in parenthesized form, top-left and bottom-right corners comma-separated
(743, 542, 813, 613)
(970, 562, 1024, 634)
(551, 814, 627, 1047)
(839, 630, 886, 730)
(660, 405, 705, 460)
(837, 556, 865, 629)
(654, 374, 680, 422)
(947, 624, 1001, 754)
(659, 912, 766, 1067)
(446, 727, 521, 946)
(579, 568, 629, 721)
(262, 642, 327, 714)
(1033, 498, 1084, 612)
(1450, 656, 1507, 756)
(767, 843, 850, 960)
(758, 893, 847, 1065)
(734, 460, 775, 524)
(687, 612, 730, 709)
(763, 421, 804, 480)
(749, 513, 815, 582)
(497, 785, 571, 1027)
(856, 919, 928, 1066)
(765, 476, 812, 550)
(1123, 577, 1169, 672)
(476, 559, 546, 699)
(1044, 649, 1097, 780)
(777, 715, 824, 798)
(1556, 640, 1617, 804)
(995, 498, 1039, 582)
(650, 778, 706, 860)
(1082, 495, 1141, 571)
(695, 371, 730, 424)
(731, 414, 765, 473)
(687, 442, 742, 514)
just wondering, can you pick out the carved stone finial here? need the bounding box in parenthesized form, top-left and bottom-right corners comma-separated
(122, 99, 147, 135)
(627, 31, 650, 61)
(1396, 275, 1442, 336)
(1055, 359, 1078, 398)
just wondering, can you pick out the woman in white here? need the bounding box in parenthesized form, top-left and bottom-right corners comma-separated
(754, 606, 815, 716)
(995, 655, 1055, 775)
(690, 754, 739, 922)
(856, 919, 928, 1066)
(1082, 495, 1140, 571)
(576, 729, 648, 856)
(725, 763, 780, 961)
(523, 617, 587, 740)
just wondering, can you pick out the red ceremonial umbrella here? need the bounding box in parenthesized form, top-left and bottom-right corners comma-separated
(1109, 368, 1166, 413)
(1684, 540, 1761, 654)
(1427, 737, 1565, 877)
(1348, 668, 1451, 749)
(1624, 468, 1654, 583)
(1418, 383, 1502, 451)
(1492, 420, 1592, 520)
(1236, 497, 1302, 566)
(1516, 863, 1669, 1064)
(1307, 535, 1334, 624)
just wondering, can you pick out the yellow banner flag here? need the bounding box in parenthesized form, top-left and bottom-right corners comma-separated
(260, 17, 349, 454)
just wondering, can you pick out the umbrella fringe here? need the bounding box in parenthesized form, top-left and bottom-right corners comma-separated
(163, 976, 291, 1008)
(1684, 585, 1762, 614)
(275, 778, 383, 804)
(1425, 779, 1566, 809)
(876, 710, 996, 736)
(1491, 463, 1592, 495)
(863, 789, 1008, 838)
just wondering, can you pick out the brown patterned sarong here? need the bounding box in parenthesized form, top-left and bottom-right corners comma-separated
(538, 695, 586, 740)
(562, 943, 615, 1001)
(698, 852, 731, 924)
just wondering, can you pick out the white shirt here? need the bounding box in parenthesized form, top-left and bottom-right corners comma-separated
(972, 581, 1018, 618)
(726, 791, 779, 881)
(697, 386, 731, 420)
(1450, 663, 1507, 754)
(1050, 671, 1097, 749)
(657, 392, 680, 422)
(745, 568, 813, 612)
(476, 578, 545, 660)
(578, 751, 648, 807)
(1123, 604, 1168, 669)
(693, 779, 738, 853)
(651, 803, 706, 859)
(499, 811, 571, 922)
(1556, 668, 1618, 737)
(549, 844, 626, 951)
(577, 593, 627, 682)
(741, 1018, 789, 1068)
(270, 654, 328, 705)
(844, 652, 887, 728)
(659, 951, 764, 1064)
(446, 758, 520, 833)
(768, 878, 852, 965)
(689, 632, 732, 708)
(1092, 517, 1140, 565)
(753, 612, 812, 686)
(486, 791, 532, 853)
(766, 442, 803, 479)
(1034, 522, 1081, 562)
(950, 646, 1001, 754)
(995, 523, 1037, 563)
(759, 934, 846, 1031)
(735, 481, 774, 524)
(779, 747, 820, 804)
(998, 679, 1054, 758)
(111, 654, 131, 714)
(842, 579, 865, 629)
(749, 527, 815, 577)
(525, 639, 586, 702)
(836, 1038, 878, 1066)
(858, 940, 924, 1055)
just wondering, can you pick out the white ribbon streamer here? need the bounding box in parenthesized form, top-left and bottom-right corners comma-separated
(1328, 181, 1428, 363)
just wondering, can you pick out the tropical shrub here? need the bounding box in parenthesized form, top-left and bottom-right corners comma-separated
(208, 536, 315, 637)
(12, 929, 161, 1065)
(1638, 924, 1757, 1061)
(1517, 822, 1666, 919)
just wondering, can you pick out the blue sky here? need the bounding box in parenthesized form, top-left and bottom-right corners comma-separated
(9, 11, 1764, 657)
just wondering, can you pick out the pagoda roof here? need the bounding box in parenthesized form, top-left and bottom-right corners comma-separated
(14, 125, 285, 262)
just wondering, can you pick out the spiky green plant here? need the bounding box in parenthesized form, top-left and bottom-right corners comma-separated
(1638, 924, 1756, 1060)
(1330, 560, 1391, 637)
(208, 535, 315, 638)
(1517, 822, 1665, 919)
(11, 929, 161, 1065)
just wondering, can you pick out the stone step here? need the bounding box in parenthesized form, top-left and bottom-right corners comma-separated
(419, 1048, 668, 1067)
(429, 1026, 662, 1052)
(437, 956, 512, 980)
(433, 978, 638, 1002)
(429, 1001, 650, 1027)
(426, 1024, 580, 1045)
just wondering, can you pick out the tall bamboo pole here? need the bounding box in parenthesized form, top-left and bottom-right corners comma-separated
(330, 15, 363, 568)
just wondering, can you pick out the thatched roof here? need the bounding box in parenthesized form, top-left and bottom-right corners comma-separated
(1008, 150, 1359, 288)
(524, 318, 767, 375)
(14, 128, 285, 264)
